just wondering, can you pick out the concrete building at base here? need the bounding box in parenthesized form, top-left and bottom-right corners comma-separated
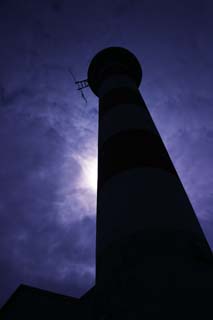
(1, 47, 213, 319)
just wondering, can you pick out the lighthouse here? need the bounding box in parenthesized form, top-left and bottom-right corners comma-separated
(1, 47, 212, 319)
(87, 47, 213, 319)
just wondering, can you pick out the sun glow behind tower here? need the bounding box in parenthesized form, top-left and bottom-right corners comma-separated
(79, 155, 97, 193)
(55, 143, 98, 225)
(73, 151, 98, 193)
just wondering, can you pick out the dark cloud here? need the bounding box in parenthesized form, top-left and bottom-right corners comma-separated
(51, 0, 64, 13)
(0, 215, 95, 304)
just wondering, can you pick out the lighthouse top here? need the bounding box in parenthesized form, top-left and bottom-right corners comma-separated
(87, 47, 142, 96)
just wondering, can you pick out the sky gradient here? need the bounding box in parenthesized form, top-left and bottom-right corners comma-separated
(0, 0, 213, 307)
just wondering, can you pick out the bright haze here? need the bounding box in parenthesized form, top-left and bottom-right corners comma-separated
(0, 0, 212, 307)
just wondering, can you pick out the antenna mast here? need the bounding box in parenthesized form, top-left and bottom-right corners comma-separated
(68, 68, 88, 104)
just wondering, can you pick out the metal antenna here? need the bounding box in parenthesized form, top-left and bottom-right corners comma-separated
(68, 68, 88, 104)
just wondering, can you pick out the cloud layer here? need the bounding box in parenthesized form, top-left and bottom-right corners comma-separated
(0, 0, 212, 307)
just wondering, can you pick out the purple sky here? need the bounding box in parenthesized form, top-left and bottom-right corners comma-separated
(0, 0, 213, 307)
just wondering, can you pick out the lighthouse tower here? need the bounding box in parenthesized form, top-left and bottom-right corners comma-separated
(87, 47, 213, 319)
(1, 47, 212, 319)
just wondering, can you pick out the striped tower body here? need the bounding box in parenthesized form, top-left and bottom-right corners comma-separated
(87, 48, 213, 319)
